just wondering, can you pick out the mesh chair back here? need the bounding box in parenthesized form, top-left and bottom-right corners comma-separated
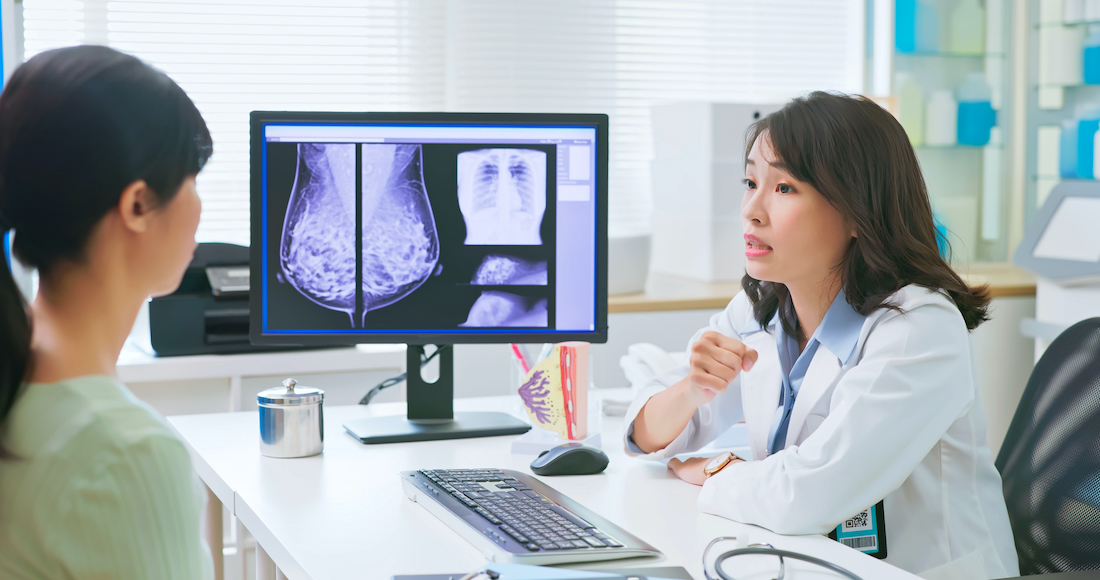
(996, 317, 1100, 575)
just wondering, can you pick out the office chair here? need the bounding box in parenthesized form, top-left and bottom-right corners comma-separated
(996, 317, 1100, 575)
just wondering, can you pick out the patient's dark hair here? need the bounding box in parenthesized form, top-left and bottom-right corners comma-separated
(741, 91, 989, 338)
(0, 45, 212, 458)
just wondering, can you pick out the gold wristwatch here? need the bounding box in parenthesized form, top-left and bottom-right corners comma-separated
(703, 451, 736, 479)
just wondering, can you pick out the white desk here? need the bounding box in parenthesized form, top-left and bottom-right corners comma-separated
(168, 398, 920, 580)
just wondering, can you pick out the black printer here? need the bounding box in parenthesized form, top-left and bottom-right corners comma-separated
(148, 242, 297, 356)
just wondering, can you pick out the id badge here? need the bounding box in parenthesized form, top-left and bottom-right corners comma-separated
(828, 500, 887, 559)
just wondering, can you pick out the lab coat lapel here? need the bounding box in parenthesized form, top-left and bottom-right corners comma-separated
(739, 330, 781, 461)
(784, 345, 842, 447)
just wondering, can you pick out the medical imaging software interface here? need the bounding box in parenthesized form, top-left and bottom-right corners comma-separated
(260, 123, 598, 336)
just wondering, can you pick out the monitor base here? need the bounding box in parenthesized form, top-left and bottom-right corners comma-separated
(344, 411, 531, 445)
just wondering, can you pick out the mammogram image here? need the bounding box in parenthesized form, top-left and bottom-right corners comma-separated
(360, 144, 439, 321)
(471, 255, 547, 285)
(460, 291, 548, 327)
(457, 149, 546, 245)
(280, 143, 439, 327)
(280, 143, 357, 320)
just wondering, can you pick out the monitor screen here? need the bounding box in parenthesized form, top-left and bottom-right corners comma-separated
(250, 112, 608, 346)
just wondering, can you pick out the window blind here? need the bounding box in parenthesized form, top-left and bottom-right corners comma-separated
(21, 0, 863, 244)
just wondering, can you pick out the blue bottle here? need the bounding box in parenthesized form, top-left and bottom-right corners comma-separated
(1077, 110, 1100, 178)
(1061, 118, 1080, 178)
(957, 73, 996, 146)
(933, 212, 949, 259)
(1084, 28, 1100, 84)
(896, 0, 917, 53)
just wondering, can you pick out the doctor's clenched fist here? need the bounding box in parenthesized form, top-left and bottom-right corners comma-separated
(687, 331, 758, 404)
(631, 331, 758, 454)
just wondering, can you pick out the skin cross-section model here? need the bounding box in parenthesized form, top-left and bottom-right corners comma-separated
(457, 148, 547, 245)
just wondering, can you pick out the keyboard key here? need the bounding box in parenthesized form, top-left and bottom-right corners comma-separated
(525, 543, 541, 551)
(582, 536, 605, 548)
(570, 540, 591, 549)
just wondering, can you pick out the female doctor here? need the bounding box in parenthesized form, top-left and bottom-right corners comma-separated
(625, 92, 1019, 579)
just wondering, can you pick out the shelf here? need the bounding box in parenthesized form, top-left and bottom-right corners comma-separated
(1036, 82, 1100, 89)
(915, 143, 1002, 150)
(1033, 175, 1093, 181)
(896, 51, 1004, 59)
(1037, 19, 1100, 28)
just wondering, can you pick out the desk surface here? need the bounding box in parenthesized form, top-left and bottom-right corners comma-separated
(169, 398, 919, 580)
(609, 263, 1036, 313)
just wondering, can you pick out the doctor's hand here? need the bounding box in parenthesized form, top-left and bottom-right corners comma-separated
(687, 331, 758, 404)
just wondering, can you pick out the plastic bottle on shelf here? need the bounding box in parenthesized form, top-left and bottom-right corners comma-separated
(1085, 27, 1100, 84)
(1076, 110, 1100, 178)
(1086, 0, 1100, 22)
(1061, 118, 1081, 178)
(896, 73, 925, 146)
(1041, 26, 1085, 86)
(949, 0, 984, 55)
(1093, 128, 1100, 179)
(896, 0, 918, 53)
(1067, 0, 1086, 24)
(957, 73, 996, 146)
(925, 90, 959, 146)
(914, 0, 940, 53)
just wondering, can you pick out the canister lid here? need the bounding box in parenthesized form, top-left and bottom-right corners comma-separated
(257, 378, 324, 406)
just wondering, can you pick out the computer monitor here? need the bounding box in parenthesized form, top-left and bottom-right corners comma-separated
(249, 112, 608, 444)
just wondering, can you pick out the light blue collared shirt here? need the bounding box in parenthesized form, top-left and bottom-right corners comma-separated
(764, 290, 866, 455)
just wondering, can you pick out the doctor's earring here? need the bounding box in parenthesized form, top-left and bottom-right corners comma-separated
(702, 535, 864, 580)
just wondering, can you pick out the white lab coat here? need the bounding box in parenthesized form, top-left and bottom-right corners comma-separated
(623, 285, 1019, 579)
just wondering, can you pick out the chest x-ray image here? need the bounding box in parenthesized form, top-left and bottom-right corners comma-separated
(471, 254, 548, 285)
(461, 291, 548, 327)
(457, 148, 546, 245)
(279, 143, 439, 327)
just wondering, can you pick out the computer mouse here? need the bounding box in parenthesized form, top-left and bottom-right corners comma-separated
(530, 442, 609, 476)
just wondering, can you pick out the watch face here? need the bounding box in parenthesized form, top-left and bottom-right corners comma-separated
(705, 452, 732, 474)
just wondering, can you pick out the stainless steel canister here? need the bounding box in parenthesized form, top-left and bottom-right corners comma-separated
(258, 378, 324, 458)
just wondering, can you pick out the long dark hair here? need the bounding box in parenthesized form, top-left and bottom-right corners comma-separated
(0, 46, 212, 457)
(741, 91, 989, 338)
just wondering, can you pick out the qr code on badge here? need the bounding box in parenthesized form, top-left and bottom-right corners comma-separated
(843, 509, 872, 533)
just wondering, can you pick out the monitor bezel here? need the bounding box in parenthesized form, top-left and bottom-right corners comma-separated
(249, 111, 609, 346)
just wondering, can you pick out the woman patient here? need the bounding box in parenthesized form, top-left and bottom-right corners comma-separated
(0, 46, 215, 578)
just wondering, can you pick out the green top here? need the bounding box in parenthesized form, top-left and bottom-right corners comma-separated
(0, 375, 214, 579)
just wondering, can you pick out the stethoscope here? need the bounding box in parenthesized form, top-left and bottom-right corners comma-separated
(703, 536, 864, 580)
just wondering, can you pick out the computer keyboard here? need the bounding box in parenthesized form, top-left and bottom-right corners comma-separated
(400, 468, 661, 565)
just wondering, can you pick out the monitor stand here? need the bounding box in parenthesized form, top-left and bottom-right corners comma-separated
(343, 345, 531, 444)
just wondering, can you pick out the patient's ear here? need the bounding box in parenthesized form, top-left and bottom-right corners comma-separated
(117, 180, 155, 234)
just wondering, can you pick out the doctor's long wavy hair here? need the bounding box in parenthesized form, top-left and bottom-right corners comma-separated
(741, 91, 990, 336)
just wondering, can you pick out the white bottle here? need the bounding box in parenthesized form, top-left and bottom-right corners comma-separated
(1067, 0, 1086, 24)
(925, 90, 959, 146)
(949, 0, 984, 55)
(896, 73, 925, 146)
(1087, 0, 1100, 22)
(1040, 26, 1085, 86)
